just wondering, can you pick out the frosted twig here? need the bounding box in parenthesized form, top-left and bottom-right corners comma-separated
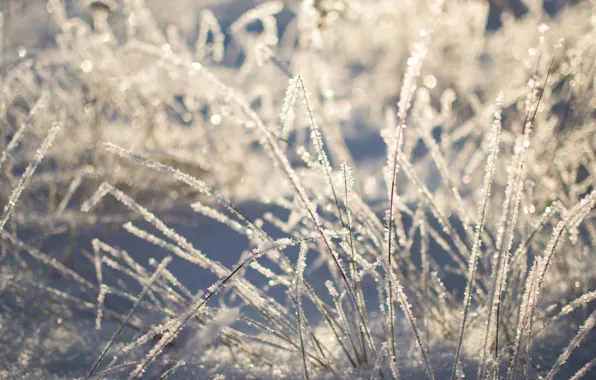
(536, 290, 596, 336)
(104, 143, 266, 242)
(128, 238, 290, 378)
(383, 26, 433, 366)
(488, 45, 562, 379)
(342, 162, 376, 361)
(196, 10, 224, 62)
(157, 360, 186, 380)
(508, 190, 596, 380)
(451, 93, 502, 379)
(93, 243, 105, 330)
(295, 242, 310, 380)
(87, 256, 172, 378)
(0, 230, 92, 289)
(295, 74, 346, 228)
(544, 311, 596, 380)
(0, 91, 49, 172)
(570, 358, 596, 380)
(0, 122, 60, 230)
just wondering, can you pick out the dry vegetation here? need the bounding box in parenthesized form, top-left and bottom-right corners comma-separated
(0, 0, 595, 379)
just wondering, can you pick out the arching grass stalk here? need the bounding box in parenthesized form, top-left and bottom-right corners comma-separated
(450, 93, 502, 380)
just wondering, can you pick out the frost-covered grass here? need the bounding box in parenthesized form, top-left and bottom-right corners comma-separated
(0, 0, 595, 379)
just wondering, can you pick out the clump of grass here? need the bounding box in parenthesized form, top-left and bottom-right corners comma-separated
(0, 1, 595, 379)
